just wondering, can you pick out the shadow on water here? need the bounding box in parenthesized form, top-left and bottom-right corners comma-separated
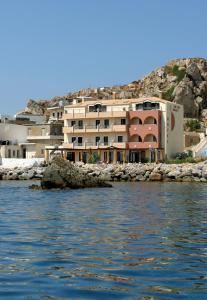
(0, 181, 207, 299)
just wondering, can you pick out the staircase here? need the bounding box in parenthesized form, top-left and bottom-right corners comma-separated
(192, 136, 207, 157)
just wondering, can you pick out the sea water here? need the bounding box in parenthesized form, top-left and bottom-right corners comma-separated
(0, 181, 206, 299)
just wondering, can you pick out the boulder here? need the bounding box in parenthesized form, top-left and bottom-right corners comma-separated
(149, 172, 162, 181)
(167, 170, 181, 179)
(40, 156, 112, 189)
(186, 63, 202, 82)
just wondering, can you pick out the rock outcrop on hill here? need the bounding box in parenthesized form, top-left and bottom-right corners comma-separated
(24, 58, 207, 118)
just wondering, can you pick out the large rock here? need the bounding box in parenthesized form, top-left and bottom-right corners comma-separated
(149, 172, 162, 181)
(40, 156, 112, 189)
(173, 78, 198, 117)
(186, 63, 202, 82)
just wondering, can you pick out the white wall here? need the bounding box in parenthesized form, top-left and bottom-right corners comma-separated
(0, 158, 44, 168)
(166, 103, 184, 158)
(0, 124, 27, 143)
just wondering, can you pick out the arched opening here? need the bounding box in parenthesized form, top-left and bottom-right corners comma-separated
(129, 135, 142, 142)
(131, 117, 142, 125)
(144, 116, 157, 124)
(144, 134, 157, 142)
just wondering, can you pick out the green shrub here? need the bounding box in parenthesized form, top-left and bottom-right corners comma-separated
(165, 158, 197, 164)
(172, 65, 186, 82)
(88, 152, 101, 164)
(185, 119, 201, 131)
(164, 64, 186, 82)
(162, 86, 175, 100)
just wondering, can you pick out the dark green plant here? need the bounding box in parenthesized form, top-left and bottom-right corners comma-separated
(172, 65, 186, 82)
(165, 157, 197, 164)
(185, 119, 201, 131)
(88, 152, 101, 164)
(162, 86, 175, 100)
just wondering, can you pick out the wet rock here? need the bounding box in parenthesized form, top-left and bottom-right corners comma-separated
(167, 170, 181, 179)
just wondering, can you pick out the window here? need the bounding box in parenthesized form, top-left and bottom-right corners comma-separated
(77, 137, 83, 145)
(118, 136, 123, 142)
(89, 106, 94, 112)
(136, 103, 143, 110)
(151, 102, 160, 109)
(52, 112, 55, 117)
(13, 150, 15, 157)
(121, 118, 126, 125)
(95, 136, 100, 145)
(17, 150, 20, 158)
(104, 119, 109, 128)
(71, 120, 76, 127)
(41, 149, 44, 155)
(78, 120, 83, 129)
(103, 136, 108, 145)
(57, 112, 60, 119)
(72, 137, 76, 143)
(41, 128, 45, 136)
(96, 120, 100, 128)
(143, 102, 152, 110)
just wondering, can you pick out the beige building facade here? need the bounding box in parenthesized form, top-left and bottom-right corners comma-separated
(27, 123, 63, 158)
(61, 97, 183, 163)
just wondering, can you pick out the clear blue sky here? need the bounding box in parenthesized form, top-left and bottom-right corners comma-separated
(0, 0, 207, 114)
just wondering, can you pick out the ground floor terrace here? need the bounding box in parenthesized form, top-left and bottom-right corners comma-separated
(45, 147, 164, 163)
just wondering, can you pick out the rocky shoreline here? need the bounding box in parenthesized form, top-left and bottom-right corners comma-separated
(1, 160, 207, 182)
(0, 166, 46, 180)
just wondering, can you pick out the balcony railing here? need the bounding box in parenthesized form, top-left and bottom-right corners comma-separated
(129, 124, 159, 137)
(63, 142, 127, 149)
(27, 135, 63, 140)
(63, 124, 127, 133)
(127, 142, 159, 149)
(63, 110, 127, 120)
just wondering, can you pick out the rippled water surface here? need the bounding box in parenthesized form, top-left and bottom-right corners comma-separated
(0, 181, 207, 299)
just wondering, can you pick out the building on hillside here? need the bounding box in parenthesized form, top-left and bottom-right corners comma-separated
(26, 123, 63, 158)
(14, 111, 46, 124)
(59, 97, 183, 163)
(46, 100, 68, 123)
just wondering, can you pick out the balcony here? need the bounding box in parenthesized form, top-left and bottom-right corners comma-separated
(129, 124, 159, 137)
(27, 135, 63, 140)
(62, 142, 127, 150)
(127, 142, 159, 149)
(63, 124, 127, 134)
(63, 111, 127, 120)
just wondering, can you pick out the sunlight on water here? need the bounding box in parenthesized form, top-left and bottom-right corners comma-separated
(0, 181, 207, 299)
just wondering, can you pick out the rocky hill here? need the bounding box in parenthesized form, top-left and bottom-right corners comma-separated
(25, 58, 207, 118)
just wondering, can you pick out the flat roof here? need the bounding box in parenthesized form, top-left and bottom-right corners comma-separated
(64, 97, 182, 108)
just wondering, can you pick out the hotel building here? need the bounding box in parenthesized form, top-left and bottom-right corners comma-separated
(61, 97, 183, 163)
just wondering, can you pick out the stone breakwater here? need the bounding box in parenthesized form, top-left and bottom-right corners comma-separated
(1, 161, 207, 182)
(0, 166, 46, 180)
(76, 161, 207, 183)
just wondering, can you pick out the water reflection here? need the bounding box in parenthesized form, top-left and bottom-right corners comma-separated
(0, 181, 207, 299)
